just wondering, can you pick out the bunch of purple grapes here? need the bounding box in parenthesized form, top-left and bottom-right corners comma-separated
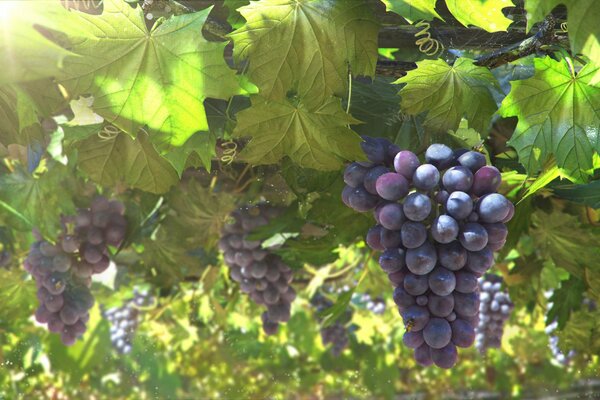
(219, 204, 296, 335)
(312, 294, 352, 356)
(103, 288, 154, 354)
(24, 197, 127, 345)
(475, 274, 513, 353)
(342, 137, 513, 368)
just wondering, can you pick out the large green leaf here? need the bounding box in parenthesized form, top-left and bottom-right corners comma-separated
(40, 0, 245, 148)
(76, 130, 179, 194)
(546, 276, 584, 329)
(396, 58, 500, 134)
(224, 0, 250, 28)
(499, 57, 600, 182)
(553, 180, 600, 208)
(446, 0, 514, 32)
(233, 96, 365, 170)
(0, 165, 76, 237)
(524, 0, 600, 66)
(229, 0, 379, 105)
(381, 0, 441, 23)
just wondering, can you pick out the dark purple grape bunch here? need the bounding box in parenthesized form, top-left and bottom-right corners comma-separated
(311, 294, 352, 356)
(24, 197, 127, 346)
(475, 274, 513, 353)
(341, 137, 513, 368)
(219, 204, 296, 335)
(103, 288, 154, 354)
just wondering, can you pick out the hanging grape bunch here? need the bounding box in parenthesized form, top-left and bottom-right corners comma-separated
(24, 196, 127, 346)
(475, 274, 513, 352)
(311, 293, 352, 356)
(219, 204, 296, 335)
(104, 288, 154, 354)
(342, 137, 513, 368)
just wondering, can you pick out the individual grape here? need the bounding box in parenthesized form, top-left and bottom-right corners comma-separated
(44, 272, 67, 295)
(428, 293, 454, 317)
(483, 223, 508, 244)
(414, 343, 433, 366)
(83, 245, 103, 264)
(423, 318, 452, 349)
(412, 164, 440, 191)
(457, 151, 486, 173)
(431, 215, 459, 244)
(348, 186, 380, 212)
(435, 190, 449, 205)
(458, 223, 489, 252)
(471, 166, 501, 197)
(403, 331, 424, 349)
(488, 240, 506, 252)
(430, 343, 458, 369)
(393, 286, 416, 309)
(465, 247, 494, 276)
(425, 144, 454, 170)
(379, 248, 405, 273)
(446, 191, 473, 220)
(467, 212, 479, 222)
(401, 305, 430, 332)
(261, 312, 279, 336)
(364, 166, 390, 194)
(341, 185, 353, 207)
(404, 273, 429, 296)
(378, 203, 405, 230)
(394, 150, 420, 179)
(380, 228, 402, 249)
(401, 221, 427, 249)
(360, 136, 388, 164)
(405, 242, 437, 275)
(437, 241, 467, 271)
(61, 236, 79, 254)
(454, 292, 480, 317)
(451, 319, 476, 347)
(366, 226, 385, 251)
(35, 305, 52, 324)
(477, 193, 512, 223)
(403, 192, 431, 222)
(446, 312, 457, 322)
(501, 201, 514, 223)
(45, 294, 65, 313)
(428, 267, 456, 296)
(376, 173, 409, 201)
(442, 166, 473, 193)
(416, 295, 429, 306)
(343, 162, 369, 188)
(454, 271, 478, 293)
(387, 269, 407, 287)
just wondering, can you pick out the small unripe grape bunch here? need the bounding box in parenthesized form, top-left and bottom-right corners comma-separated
(475, 274, 513, 353)
(219, 204, 296, 335)
(311, 293, 352, 356)
(342, 136, 513, 368)
(24, 197, 127, 346)
(103, 288, 154, 354)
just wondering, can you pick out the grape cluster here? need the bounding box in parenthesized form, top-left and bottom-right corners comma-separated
(342, 137, 513, 368)
(312, 294, 352, 356)
(24, 197, 127, 345)
(103, 288, 154, 354)
(475, 274, 513, 352)
(219, 204, 296, 335)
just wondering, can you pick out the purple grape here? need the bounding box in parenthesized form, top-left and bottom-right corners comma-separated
(376, 172, 409, 201)
(477, 193, 512, 223)
(388, 269, 407, 287)
(366, 225, 385, 251)
(348, 186, 380, 212)
(471, 166, 501, 197)
(428, 293, 454, 317)
(379, 248, 406, 273)
(446, 191, 473, 220)
(378, 203, 405, 230)
(403, 331, 425, 348)
(403, 192, 431, 222)
(380, 228, 403, 249)
(401, 221, 427, 249)
(435, 190, 449, 205)
(423, 318, 452, 349)
(451, 319, 476, 347)
(442, 166, 473, 193)
(431, 343, 457, 368)
(364, 166, 389, 194)
(401, 305, 430, 331)
(459, 222, 489, 251)
(404, 272, 429, 296)
(35, 305, 52, 324)
(360, 136, 387, 164)
(431, 215, 459, 244)
(344, 162, 369, 188)
(454, 271, 478, 293)
(393, 286, 416, 309)
(458, 151, 486, 173)
(428, 267, 456, 296)
(465, 247, 494, 276)
(416, 295, 429, 306)
(414, 343, 433, 366)
(454, 292, 480, 317)
(394, 150, 420, 179)
(425, 144, 454, 170)
(483, 223, 508, 244)
(341, 185, 353, 207)
(437, 241, 467, 271)
(412, 164, 440, 191)
(406, 242, 437, 275)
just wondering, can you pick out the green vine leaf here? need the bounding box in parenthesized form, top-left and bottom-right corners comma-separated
(396, 58, 501, 134)
(381, 0, 442, 23)
(233, 96, 365, 170)
(76, 130, 178, 194)
(229, 0, 379, 105)
(499, 57, 600, 182)
(524, 0, 600, 65)
(553, 180, 600, 209)
(223, 0, 250, 28)
(42, 1, 246, 148)
(445, 0, 514, 32)
(546, 276, 584, 329)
